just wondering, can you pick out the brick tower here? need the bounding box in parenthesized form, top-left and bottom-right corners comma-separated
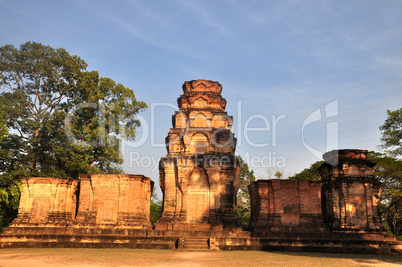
(319, 149, 382, 231)
(157, 80, 241, 230)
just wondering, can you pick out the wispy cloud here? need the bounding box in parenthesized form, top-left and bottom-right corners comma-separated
(176, 0, 234, 39)
(100, 13, 206, 60)
(340, 28, 402, 52)
(126, 0, 170, 26)
(375, 55, 402, 68)
(0, 1, 63, 41)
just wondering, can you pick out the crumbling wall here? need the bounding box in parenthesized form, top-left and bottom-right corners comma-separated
(320, 149, 382, 230)
(249, 149, 383, 236)
(12, 174, 153, 228)
(249, 179, 326, 234)
(12, 177, 78, 226)
(75, 174, 153, 227)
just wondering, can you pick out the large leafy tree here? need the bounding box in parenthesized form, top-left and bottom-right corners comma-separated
(380, 108, 402, 157)
(368, 152, 402, 238)
(288, 161, 323, 181)
(0, 100, 22, 231)
(0, 41, 146, 179)
(236, 156, 256, 226)
(0, 42, 87, 174)
(377, 107, 402, 238)
(0, 42, 146, 230)
(0, 101, 7, 140)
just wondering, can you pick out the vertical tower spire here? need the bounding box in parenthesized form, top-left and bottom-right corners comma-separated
(157, 80, 241, 230)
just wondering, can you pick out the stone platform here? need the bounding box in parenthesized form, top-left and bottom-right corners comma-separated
(1, 226, 401, 255)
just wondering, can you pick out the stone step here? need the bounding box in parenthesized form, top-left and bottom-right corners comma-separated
(183, 243, 209, 247)
(184, 238, 209, 243)
(182, 247, 209, 250)
(180, 237, 210, 250)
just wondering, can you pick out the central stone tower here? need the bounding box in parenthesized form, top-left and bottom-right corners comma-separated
(157, 80, 241, 230)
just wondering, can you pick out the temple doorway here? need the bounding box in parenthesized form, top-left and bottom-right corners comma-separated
(187, 167, 210, 223)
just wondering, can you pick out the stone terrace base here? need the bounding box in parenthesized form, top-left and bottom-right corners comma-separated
(154, 222, 246, 233)
(212, 236, 402, 255)
(1, 226, 401, 255)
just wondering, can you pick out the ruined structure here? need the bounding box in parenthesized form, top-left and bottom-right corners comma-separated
(1, 80, 400, 255)
(248, 149, 388, 239)
(9, 174, 153, 228)
(157, 80, 241, 229)
(320, 150, 382, 231)
(13, 177, 78, 226)
(75, 174, 153, 227)
(249, 180, 326, 236)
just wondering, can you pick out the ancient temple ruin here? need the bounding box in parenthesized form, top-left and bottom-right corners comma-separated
(249, 179, 326, 235)
(14, 177, 78, 226)
(0, 80, 400, 255)
(11, 174, 153, 228)
(248, 149, 386, 240)
(320, 150, 382, 230)
(74, 174, 153, 227)
(157, 80, 241, 230)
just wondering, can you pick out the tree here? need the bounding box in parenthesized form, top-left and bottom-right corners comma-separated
(0, 100, 10, 174)
(0, 42, 86, 174)
(377, 108, 402, 239)
(274, 170, 283, 179)
(0, 100, 21, 232)
(0, 41, 146, 229)
(288, 161, 324, 181)
(368, 152, 402, 239)
(0, 180, 22, 232)
(236, 156, 256, 226)
(150, 188, 162, 224)
(0, 41, 146, 178)
(263, 167, 285, 180)
(380, 108, 402, 157)
(0, 101, 7, 140)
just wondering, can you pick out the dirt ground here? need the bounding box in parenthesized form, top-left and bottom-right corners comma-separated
(0, 249, 401, 267)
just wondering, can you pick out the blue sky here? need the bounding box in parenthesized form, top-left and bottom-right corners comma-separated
(1, 0, 402, 189)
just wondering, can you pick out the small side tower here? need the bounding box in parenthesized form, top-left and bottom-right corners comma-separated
(320, 149, 382, 231)
(157, 80, 241, 230)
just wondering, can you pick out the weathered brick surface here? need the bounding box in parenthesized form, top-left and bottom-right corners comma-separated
(157, 80, 241, 229)
(12, 177, 78, 226)
(249, 149, 385, 237)
(320, 149, 382, 230)
(11, 174, 153, 228)
(75, 174, 153, 227)
(249, 179, 326, 234)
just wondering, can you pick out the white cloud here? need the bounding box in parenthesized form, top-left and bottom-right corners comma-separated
(176, 0, 234, 39)
(376, 55, 402, 68)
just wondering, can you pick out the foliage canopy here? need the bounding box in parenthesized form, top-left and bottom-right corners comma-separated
(0, 41, 146, 230)
(288, 161, 324, 181)
(0, 41, 147, 179)
(380, 108, 402, 157)
(236, 156, 256, 226)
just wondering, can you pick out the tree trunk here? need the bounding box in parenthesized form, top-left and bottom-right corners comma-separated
(30, 128, 39, 171)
